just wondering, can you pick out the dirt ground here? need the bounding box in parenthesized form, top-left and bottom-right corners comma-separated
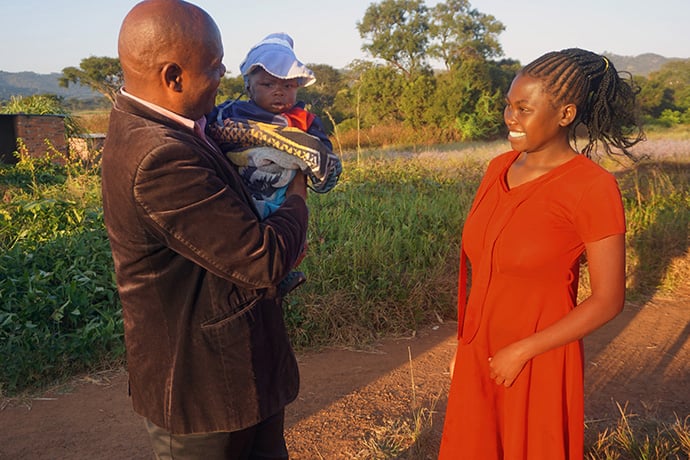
(1, 284, 688, 460)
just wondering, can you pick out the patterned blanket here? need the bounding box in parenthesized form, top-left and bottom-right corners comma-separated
(207, 118, 341, 193)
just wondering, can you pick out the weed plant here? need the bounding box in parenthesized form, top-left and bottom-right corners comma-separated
(0, 95, 83, 138)
(1, 135, 688, 407)
(620, 160, 690, 296)
(585, 404, 690, 459)
(358, 402, 690, 459)
(1, 147, 122, 395)
(284, 154, 486, 348)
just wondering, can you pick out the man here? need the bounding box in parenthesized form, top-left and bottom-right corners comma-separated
(101, 1, 308, 458)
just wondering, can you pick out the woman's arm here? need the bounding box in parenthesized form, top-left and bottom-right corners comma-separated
(488, 233, 626, 387)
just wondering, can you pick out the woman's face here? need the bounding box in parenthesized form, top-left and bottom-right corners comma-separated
(503, 74, 571, 155)
(246, 68, 299, 114)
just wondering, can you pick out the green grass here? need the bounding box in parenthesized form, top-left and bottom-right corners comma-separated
(1, 147, 122, 395)
(620, 161, 690, 297)
(2, 138, 689, 391)
(285, 155, 485, 347)
(1, 135, 689, 460)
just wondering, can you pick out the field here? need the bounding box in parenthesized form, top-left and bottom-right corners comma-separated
(1, 132, 689, 458)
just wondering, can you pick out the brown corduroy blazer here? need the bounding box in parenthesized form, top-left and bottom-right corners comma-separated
(101, 93, 307, 434)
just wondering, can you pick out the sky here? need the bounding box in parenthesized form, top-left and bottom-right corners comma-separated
(1, 0, 688, 76)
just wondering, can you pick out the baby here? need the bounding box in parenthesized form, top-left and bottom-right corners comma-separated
(208, 32, 342, 295)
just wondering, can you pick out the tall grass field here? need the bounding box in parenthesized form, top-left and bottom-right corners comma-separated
(1, 132, 688, 458)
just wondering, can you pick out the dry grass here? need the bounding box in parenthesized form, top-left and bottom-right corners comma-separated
(73, 110, 110, 134)
(351, 132, 690, 460)
(585, 404, 690, 459)
(355, 348, 441, 460)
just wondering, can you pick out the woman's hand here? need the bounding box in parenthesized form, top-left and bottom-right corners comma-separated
(449, 347, 457, 379)
(488, 341, 529, 387)
(486, 234, 626, 388)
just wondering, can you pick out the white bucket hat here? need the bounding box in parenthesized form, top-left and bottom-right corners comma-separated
(239, 33, 316, 87)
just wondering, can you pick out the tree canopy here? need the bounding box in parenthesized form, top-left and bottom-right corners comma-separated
(53, 0, 688, 145)
(636, 60, 690, 124)
(59, 57, 123, 106)
(357, 0, 431, 76)
(358, 0, 505, 74)
(428, 0, 505, 68)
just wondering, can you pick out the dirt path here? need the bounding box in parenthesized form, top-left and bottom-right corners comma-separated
(1, 285, 689, 460)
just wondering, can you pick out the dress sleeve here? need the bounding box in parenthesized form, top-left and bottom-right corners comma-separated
(574, 172, 626, 243)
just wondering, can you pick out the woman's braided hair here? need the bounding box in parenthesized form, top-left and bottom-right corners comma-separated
(521, 48, 645, 158)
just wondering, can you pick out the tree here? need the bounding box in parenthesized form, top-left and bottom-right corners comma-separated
(59, 57, 123, 106)
(216, 74, 246, 104)
(331, 60, 370, 131)
(637, 78, 674, 118)
(424, 57, 506, 140)
(303, 64, 343, 102)
(334, 60, 406, 128)
(648, 60, 690, 111)
(429, 0, 505, 70)
(357, 64, 407, 126)
(299, 64, 344, 131)
(636, 60, 690, 119)
(400, 71, 436, 128)
(357, 0, 431, 77)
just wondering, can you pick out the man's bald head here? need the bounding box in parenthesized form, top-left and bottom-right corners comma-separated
(117, 0, 224, 118)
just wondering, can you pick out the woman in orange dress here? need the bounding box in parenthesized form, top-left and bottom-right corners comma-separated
(439, 48, 645, 459)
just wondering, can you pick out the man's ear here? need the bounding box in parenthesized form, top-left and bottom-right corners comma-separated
(559, 103, 577, 127)
(163, 63, 183, 92)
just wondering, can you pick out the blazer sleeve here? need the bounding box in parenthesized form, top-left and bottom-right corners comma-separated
(132, 138, 308, 289)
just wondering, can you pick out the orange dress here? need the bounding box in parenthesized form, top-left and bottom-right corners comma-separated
(439, 151, 625, 459)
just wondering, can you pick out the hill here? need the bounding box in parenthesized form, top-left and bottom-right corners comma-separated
(603, 52, 685, 77)
(0, 71, 99, 101)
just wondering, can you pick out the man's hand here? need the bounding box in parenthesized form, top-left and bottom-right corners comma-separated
(287, 171, 307, 201)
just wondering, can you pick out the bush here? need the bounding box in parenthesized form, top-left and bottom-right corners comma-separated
(1, 153, 122, 395)
(1, 134, 688, 396)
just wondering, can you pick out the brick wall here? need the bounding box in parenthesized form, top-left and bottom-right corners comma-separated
(0, 114, 68, 163)
(14, 114, 68, 160)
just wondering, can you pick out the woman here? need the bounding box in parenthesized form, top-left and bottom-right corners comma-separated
(439, 48, 644, 459)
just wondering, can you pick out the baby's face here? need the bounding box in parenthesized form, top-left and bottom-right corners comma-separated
(247, 68, 299, 114)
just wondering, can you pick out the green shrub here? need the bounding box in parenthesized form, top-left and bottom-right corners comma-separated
(1, 136, 688, 396)
(284, 156, 486, 347)
(0, 94, 83, 138)
(0, 225, 123, 394)
(1, 155, 122, 395)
